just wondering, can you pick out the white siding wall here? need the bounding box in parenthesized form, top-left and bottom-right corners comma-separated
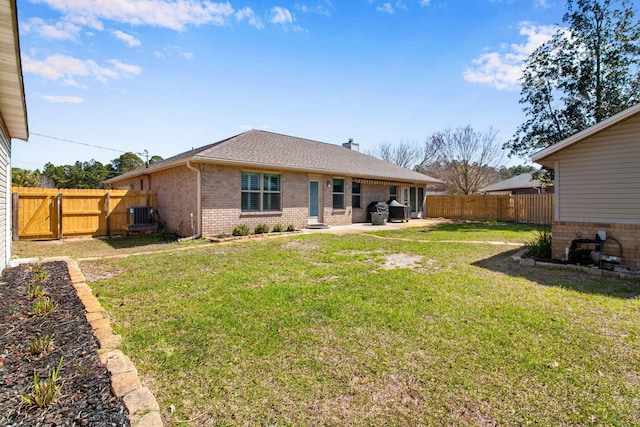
(549, 113, 640, 224)
(0, 126, 10, 272)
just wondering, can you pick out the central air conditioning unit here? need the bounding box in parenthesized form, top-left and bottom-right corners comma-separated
(126, 206, 153, 226)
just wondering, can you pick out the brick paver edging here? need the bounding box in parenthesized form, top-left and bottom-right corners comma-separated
(64, 259, 164, 427)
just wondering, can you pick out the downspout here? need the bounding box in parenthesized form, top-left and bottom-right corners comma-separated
(180, 161, 202, 240)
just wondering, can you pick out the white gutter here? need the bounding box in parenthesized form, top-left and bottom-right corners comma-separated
(180, 161, 202, 240)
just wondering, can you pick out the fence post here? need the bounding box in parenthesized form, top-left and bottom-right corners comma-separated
(12, 192, 19, 241)
(105, 192, 111, 236)
(57, 193, 63, 239)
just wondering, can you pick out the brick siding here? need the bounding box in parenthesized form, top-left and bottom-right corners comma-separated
(112, 163, 423, 237)
(552, 221, 640, 269)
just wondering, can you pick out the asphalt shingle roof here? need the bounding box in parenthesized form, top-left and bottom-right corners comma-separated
(479, 173, 540, 192)
(107, 130, 441, 184)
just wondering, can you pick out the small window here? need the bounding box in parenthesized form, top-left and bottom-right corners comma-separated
(389, 185, 397, 201)
(333, 178, 345, 209)
(241, 172, 281, 212)
(352, 181, 361, 209)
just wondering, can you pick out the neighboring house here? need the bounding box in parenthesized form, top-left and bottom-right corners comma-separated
(478, 172, 553, 195)
(105, 130, 441, 237)
(0, 0, 29, 272)
(531, 103, 640, 269)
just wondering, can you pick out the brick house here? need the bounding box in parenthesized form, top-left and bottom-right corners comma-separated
(105, 130, 441, 237)
(531, 103, 640, 269)
(0, 0, 29, 272)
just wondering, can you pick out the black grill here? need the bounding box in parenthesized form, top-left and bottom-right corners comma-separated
(387, 200, 410, 222)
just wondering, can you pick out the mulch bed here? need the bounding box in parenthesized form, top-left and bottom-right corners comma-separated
(0, 261, 129, 426)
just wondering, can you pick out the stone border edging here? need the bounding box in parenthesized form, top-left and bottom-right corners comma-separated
(64, 259, 164, 427)
(511, 249, 640, 279)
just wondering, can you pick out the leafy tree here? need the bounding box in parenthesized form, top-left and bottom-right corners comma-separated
(417, 126, 505, 194)
(506, 0, 640, 157)
(366, 140, 421, 169)
(42, 160, 109, 189)
(108, 152, 144, 175)
(149, 155, 163, 165)
(12, 168, 41, 187)
(499, 164, 538, 179)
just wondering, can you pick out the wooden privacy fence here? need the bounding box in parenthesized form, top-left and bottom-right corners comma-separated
(425, 193, 553, 225)
(12, 187, 156, 240)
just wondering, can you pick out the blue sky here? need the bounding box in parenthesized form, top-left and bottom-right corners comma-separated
(14, 0, 565, 170)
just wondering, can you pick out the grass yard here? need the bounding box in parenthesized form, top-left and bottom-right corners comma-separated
(12, 233, 211, 260)
(70, 223, 640, 425)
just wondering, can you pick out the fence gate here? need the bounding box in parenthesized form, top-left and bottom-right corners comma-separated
(12, 187, 156, 240)
(12, 189, 61, 239)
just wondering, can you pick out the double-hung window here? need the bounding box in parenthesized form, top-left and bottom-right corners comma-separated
(241, 172, 281, 212)
(352, 181, 361, 209)
(332, 178, 345, 209)
(389, 185, 397, 201)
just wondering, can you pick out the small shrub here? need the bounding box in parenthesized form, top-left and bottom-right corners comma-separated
(232, 224, 249, 236)
(22, 357, 63, 408)
(254, 223, 270, 234)
(286, 224, 296, 232)
(526, 228, 552, 259)
(27, 284, 45, 300)
(33, 297, 54, 316)
(29, 333, 52, 355)
(73, 358, 96, 378)
(32, 270, 49, 283)
(272, 223, 284, 233)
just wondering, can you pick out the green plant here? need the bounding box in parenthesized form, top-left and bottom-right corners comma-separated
(73, 358, 96, 378)
(526, 228, 552, 259)
(29, 332, 52, 355)
(32, 297, 54, 316)
(254, 223, 270, 234)
(272, 224, 283, 233)
(27, 284, 45, 300)
(32, 270, 49, 283)
(232, 224, 249, 236)
(286, 224, 296, 232)
(22, 357, 63, 408)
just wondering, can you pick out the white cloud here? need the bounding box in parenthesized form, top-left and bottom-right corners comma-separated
(34, 0, 235, 31)
(21, 17, 82, 40)
(23, 54, 141, 87)
(153, 46, 194, 59)
(112, 30, 141, 46)
(463, 22, 560, 91)
(295, 1, 332, 16)
(377, 3, 394, 14)
(109, 59, 142, 75)
(42, 95, 84, 103)
(419, 0, 430, 5)
(236, 7, 264, 29)
(270, 7, 293, 24)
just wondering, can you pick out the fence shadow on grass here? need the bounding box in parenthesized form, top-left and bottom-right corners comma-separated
(473, 249, 640, 299)
(97, 233, 180, 250)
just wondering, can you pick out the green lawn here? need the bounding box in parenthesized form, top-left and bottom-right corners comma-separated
(73, 223, 640, 426)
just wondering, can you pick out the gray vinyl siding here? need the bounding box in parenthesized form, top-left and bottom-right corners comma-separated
(548, 113, 640, 224)
(0, 126, 10, 272)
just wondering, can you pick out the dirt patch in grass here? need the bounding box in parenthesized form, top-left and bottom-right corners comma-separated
(283, 241, 320, 250)
(382, 253, 425, 270)
(0, 262, 128, 426)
